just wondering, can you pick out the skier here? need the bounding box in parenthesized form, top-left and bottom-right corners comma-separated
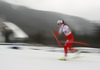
(53, 19, 80, 60)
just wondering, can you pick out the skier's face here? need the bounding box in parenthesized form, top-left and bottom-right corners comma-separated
(57, 23, 62, 27)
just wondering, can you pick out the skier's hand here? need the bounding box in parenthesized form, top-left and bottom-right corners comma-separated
(53, 30, 60, 36)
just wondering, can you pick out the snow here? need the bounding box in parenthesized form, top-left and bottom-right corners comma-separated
(3, 22, 28, 38)
(0, 45, 100, 70)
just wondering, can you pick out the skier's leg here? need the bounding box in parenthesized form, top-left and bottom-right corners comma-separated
(68, 40, 78, 52)
(68, 39, 81, 57)
(64, 44, 68, 56)
(59, 40, 68, 60)
(67, 34, 78, 52)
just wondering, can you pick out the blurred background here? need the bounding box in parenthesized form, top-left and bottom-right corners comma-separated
(0, 0, 100, 48)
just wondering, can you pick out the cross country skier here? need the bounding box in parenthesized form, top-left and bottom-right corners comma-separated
(53, 19, 80, 60)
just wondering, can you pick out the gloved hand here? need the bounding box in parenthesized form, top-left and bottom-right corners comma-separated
(53, 30, 60, 36)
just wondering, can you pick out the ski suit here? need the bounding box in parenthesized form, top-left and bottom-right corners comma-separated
(59, 24, 77, 55)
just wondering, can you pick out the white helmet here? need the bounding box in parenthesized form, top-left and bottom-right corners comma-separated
(57, 20, 63, 24)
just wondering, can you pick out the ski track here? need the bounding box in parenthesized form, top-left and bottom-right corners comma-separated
(0, 45, 100, 70)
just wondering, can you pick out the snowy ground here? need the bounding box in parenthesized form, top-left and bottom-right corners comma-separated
(0, 45, 100, 70)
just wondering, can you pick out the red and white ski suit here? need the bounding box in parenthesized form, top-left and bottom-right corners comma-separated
(59, 24, 77, 56)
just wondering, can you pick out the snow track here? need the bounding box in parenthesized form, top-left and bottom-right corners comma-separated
(0, 45, 100, 70)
